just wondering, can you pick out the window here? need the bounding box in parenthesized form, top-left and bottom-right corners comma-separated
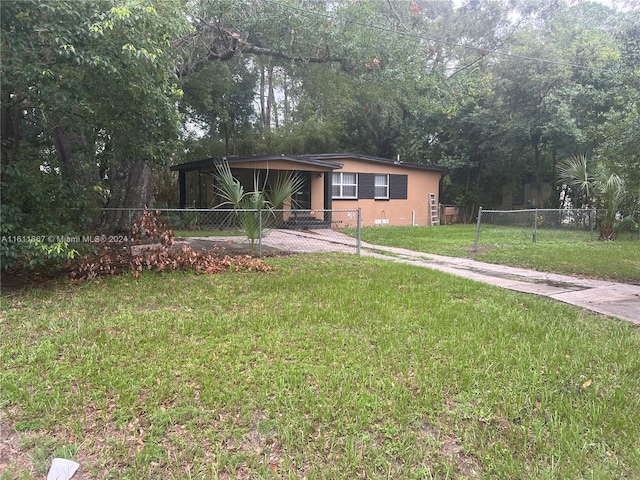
(332, 172, 357, 199)
(374, 174, 389, 199)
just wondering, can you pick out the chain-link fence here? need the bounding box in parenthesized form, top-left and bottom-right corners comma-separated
(473, 208, 640, 251)
(101, 208, 362, 256)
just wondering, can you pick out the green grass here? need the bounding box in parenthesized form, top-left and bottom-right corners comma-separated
(2, 255, 640, 478)
(353, 225, 640, 284)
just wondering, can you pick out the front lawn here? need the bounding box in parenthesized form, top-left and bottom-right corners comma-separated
(355, 225, 640, 284)
(2, 255, 639, 478)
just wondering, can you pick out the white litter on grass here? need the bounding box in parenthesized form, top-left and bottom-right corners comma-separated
(47, 458, 80, 480)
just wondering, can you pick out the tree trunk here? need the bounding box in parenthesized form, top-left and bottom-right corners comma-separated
(102, 155, 154, 233)
(267, 63, 275, 129)
(231, 118, 237, 155)
(551, 147, 557, 204)
(259, 63, 267, 128)
(1, 97, 12, 166)
(532, 135, 544, 207)
(283, 74, 289, 126)
(48, 119, 104, 196)
(1, 91, 23, 166)
(52, 124, 84, 184)
(464, 168, 475, 223)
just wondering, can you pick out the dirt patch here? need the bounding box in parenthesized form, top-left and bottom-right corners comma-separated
(178, 238, 288, 258)
(464, 244, 497, 254)
(0, 421, 37, 478)
(416, 422, 481, 478)
(0, 271, 66, 294)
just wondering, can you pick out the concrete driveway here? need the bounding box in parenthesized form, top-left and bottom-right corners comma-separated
(258, 229, 640, 325)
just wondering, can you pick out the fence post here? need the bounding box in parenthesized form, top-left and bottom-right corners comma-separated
(472, 207, 482, 252)
(258, 208, 263, 258)
(532, 208, 538, 243)
(356, 207, 361, 255)
(590, 208, 595, 241)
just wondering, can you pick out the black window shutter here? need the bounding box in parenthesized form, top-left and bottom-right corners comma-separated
(389, 174, 408, 199)
(358, 173, 375, 199)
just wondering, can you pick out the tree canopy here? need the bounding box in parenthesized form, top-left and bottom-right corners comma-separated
(2, 0, 639, 270)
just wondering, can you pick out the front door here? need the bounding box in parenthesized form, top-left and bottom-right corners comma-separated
(292, 171, 311, 209)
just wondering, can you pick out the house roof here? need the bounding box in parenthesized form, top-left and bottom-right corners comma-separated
(302, 153, 448, 173)
(170, 153, 447, 174)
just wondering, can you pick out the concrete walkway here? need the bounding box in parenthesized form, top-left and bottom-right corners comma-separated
(259, 229, 640, 324)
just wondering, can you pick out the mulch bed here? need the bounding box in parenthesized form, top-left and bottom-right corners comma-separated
(180, 238, 286, 257)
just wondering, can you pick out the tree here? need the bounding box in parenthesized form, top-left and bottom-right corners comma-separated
(1, 1, 104, 270)
(558, 154, 628, 240)
(593, 7, 640, 200)
(180, 60, 257, 156)
(1, 0, 190, 233)
(4, 0, 637, 273)
(213, 161, 305, 252)
(439, 0, 627, 215)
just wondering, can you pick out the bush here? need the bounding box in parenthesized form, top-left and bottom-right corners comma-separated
(614, 215, 639, 239)
(0, 162, 96, 274)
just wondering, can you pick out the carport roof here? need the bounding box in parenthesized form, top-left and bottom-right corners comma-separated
(169, 154, 343, 173)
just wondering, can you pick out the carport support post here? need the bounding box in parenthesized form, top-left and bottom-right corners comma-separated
(356, 207, 362, 255)
(258, 208, 263, 258)
(473, 207, 482, 252)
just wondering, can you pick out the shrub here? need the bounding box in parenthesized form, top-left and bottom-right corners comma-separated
(0, 162, 96, 274)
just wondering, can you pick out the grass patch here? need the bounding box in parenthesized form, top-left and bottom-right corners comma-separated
(2, 255, 640, 478)
(353, 225, 640, 284)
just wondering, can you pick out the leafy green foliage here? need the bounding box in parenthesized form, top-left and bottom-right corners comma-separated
(558, 154, 629, 239)
(0, 162, 95, 273)
(180, 60, 257, 155)
(1, 0, 190, 235)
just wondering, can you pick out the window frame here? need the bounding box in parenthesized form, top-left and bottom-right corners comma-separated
(374, 174, 389, 200)
(332, 172, 358, 199)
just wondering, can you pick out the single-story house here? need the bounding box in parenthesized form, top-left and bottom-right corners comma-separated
(169, 153, 446, 227)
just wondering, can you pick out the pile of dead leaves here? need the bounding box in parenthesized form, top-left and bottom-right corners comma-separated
(68, 209, 274, 280)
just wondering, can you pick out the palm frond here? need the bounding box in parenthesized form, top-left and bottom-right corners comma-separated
(214, 160, 245, 208)
(557, 154, 591, 199)
(266, 172, 306, 209)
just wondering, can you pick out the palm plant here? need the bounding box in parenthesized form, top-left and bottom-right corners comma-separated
(558, 154, 627, 240)
(213, 160, 305, 251)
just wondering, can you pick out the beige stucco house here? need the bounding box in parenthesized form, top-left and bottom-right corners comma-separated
(170, 153, 446, 227)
